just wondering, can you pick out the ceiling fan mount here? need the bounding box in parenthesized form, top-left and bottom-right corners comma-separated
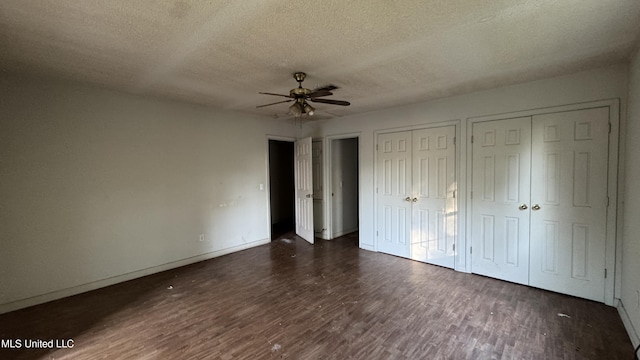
(257, 72, 350, 117)
(293, 71, 306, 83)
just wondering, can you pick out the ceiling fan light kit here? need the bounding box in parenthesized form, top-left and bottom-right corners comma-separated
(258, 72, 350, 117)
(303, 103, 315, 116)
(289, 101, 302, 116)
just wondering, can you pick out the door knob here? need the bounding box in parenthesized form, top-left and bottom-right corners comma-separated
(412, 197, 419, 202)
(519, 204, 528, 210)
(405, 197, 411, 202)
(306, 193, 312, 198)
(532, 204, 541, 210)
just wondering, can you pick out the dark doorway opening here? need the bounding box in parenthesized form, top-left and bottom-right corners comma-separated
(269, 140, 295, 239)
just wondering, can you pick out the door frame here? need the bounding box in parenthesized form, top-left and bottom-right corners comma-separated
(373, 120, 462, 269)
(324, 133, 361, 240)
(465, 99, 620, 306)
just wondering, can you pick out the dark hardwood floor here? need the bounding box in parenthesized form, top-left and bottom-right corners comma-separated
(0, 232, 633, 359)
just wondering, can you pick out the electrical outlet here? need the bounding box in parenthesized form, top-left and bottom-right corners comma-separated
(199, 234, 205, 242)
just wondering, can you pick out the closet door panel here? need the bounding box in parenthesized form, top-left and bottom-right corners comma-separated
(376, 131, 412, 258)
(529, 107, 609, 302)
(471, 117, 532, 285)
(411, 126, 456, 268)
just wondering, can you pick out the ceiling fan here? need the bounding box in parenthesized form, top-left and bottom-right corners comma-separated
(256, 72, 350, 117)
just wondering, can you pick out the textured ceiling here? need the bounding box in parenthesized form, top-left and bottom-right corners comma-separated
(1, 0, 639, 120)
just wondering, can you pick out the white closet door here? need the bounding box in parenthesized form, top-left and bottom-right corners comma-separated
(411, 126, 456, 268)
(376, 131, 412, 258)
(529, 108, 609, 302)
(471, 117, 532, 285)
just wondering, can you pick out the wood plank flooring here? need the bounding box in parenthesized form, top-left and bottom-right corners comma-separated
(0, 232, 633, 359)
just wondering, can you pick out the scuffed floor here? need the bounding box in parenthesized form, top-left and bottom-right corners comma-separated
(0, 231, 633, 359)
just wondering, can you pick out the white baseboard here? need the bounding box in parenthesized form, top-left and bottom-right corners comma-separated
(617, 299, 640, 348)
(0, 238, 270, 315)
(332, 227, 358, 239)
(359, 243, 375, 252)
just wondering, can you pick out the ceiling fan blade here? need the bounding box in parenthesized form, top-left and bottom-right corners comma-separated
(307, 90, 333, 98)
(256, 99, 293, 108)
(259, 92, 293, 98)
(313, 85, 338, 92)
(309, 98, 350, 106)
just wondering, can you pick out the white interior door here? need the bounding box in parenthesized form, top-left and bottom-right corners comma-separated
(295, 137, 314, 244)
(411, 126, 456, 268)
(376, 131, 412, 258)
(471, 117, 532, 285)
(529, 108, 609, 302)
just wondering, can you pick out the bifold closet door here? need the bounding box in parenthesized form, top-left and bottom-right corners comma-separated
(471, 107, 610, 301)
(529, 108, 609, 302)
(376, 127, 457, 268)
(410, 126, 456, 268)
(376, 131, 412, 258)
(471, 117, 532, 285)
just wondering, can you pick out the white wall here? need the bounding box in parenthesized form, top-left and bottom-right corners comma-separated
(621, 48, 640, 346)
(0, 75, 295, 313)
(304, 64, 628, 276)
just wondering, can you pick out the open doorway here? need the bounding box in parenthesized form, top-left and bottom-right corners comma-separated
(329, 137, 359, 239)
(268, 139, 294, 239)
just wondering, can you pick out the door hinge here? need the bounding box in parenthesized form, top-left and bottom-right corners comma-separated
(376, 144, 379, 151)
(608, 122, 612, 134)
(453, 244, 455, 251)
(453, 190, 456, 198)
(376, 230, 379, 237)
(471, 135, 474, 143)
(470, 191, 473, 200)
(376, 187, 379, 194)
(470, 246, 472, 254)
(453, 137, 456, 145)
(604, 268, 607, 278)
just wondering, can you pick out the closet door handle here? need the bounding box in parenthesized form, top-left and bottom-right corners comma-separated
(519, 204, 528, 210)
(532, 204, 541, 210)
(412, 197, 419, 202)
(405, 197, 412, 202)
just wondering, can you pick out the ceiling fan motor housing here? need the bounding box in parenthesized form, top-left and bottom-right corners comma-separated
(290, 87, 311, 97)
